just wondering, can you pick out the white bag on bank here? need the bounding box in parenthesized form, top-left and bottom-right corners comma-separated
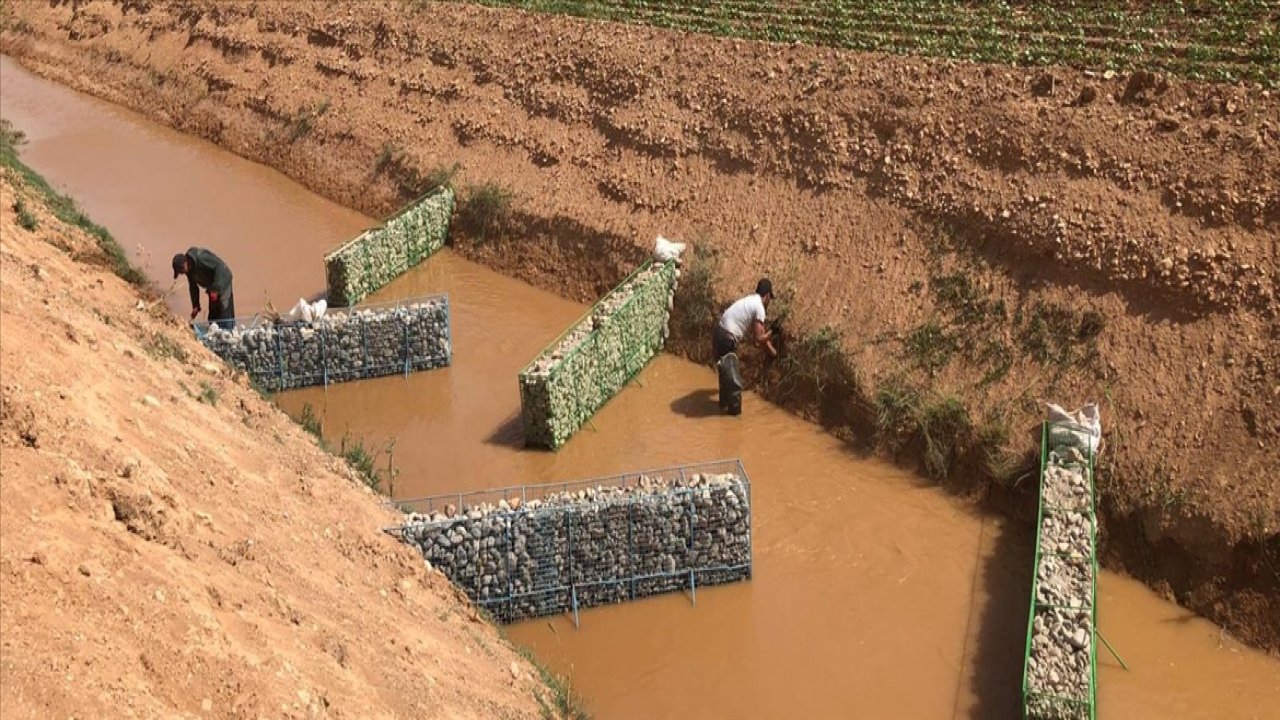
(1044, 401, 1102, 456)
(653, 236, 687, 262)
(288, 297, 328, 323)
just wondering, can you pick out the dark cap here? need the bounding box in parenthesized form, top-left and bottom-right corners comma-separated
(756, 278, 773, 297)
(172, 253, 187, 279)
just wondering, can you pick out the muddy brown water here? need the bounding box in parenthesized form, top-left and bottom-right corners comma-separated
(4, 56, 1278, 719)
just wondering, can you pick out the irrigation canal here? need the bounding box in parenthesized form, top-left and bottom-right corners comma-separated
(3, 55, 1277, 719)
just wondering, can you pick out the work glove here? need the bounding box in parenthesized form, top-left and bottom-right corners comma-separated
(208, 290, 219, 304)
(191, 306, 201, 320)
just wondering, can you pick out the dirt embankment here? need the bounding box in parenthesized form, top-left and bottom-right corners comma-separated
(3, 1, 1278, 651)
(0, 166, 552, 714)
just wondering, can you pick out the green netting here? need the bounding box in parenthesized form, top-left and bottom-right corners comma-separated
(1022, 422, 1098, 720)
(324, 186, 455, 307)
(518, 258, 678, 449)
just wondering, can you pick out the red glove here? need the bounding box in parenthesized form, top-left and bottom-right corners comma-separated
(208, 290, 219, 303)
(190, 307, 201, 320)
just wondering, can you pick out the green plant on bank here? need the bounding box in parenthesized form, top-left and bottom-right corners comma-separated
(142, 332, 188, 362)
(457, 180, 515, 241)
(916, 394, 971, 481)
(902, 320, 956, 378)
(292, 402, 399, 494)
(13, 194, 38, 230)
(0, 119, 148, 286)
(872, 374, 922, 454)
(298, 402, 323, 438)
(197, 381, 219, 406)
(669, 243, 719, 350)
(778, 324, 845, 396)
(288, 98, 331, 143)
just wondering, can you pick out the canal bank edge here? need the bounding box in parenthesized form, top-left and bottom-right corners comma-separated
(2, 1, 1275, 653)
(0, 132, 578, 718)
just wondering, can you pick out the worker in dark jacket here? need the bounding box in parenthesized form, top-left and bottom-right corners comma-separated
(173, 247, 235, 329)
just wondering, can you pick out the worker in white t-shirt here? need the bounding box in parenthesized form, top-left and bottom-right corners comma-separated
(713, 278, 778, 362)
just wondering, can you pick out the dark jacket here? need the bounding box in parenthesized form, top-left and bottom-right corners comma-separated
(184, 246, 233, 309)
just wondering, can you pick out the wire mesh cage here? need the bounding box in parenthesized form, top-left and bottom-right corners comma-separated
(1022, 422, 1099, 720)
(324, 186, 454, 307)
(388, 459, 752, 625)
(518, 258, 678, 450)
(193, 294, 451, 392)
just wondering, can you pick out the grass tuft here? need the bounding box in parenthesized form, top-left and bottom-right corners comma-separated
(902, 321, 957, 377)
(917, 395, 971, 480)
(197, 381, 219, 406)
(14, 195, 38, 230)
(1, 120, 148, 286)
(456, 181, 516, 241)
(288, 98, 331, 143)
(670, 244, 719, 357)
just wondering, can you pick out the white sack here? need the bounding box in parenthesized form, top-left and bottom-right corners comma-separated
(1044, 401, 1102, 456)
(288, 298, 329, 323)
(653, 236, 687, 263)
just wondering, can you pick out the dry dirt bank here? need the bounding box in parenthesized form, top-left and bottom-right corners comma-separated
(2, 1, 1277, 651)
(0, 164, 554, 715)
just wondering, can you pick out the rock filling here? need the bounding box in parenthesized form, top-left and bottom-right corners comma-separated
(519, 258, 679, 449)
(198, 297, 450, 391)
(1025, 427, 1097, 720)
(394, 470, 751, 622)
(324, 187, 454, 307)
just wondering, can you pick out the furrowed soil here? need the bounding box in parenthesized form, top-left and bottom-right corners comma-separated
(2, 0, 1277, 652)
(0, 169, 552, 715)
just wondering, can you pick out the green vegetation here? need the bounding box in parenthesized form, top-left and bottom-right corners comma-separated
(0, 119, 148, 286)
(142, 332, 189, 363)
(197, 381, 220, 406)
(13, 194, 38, 230)
(669, 243, 719, 356)
(522, 644, 591, 720)
(459, 0, 1278, 86)
(288, 98, 331, 143)
(457, 180, 516, 241)
(295, 403, 399, 493)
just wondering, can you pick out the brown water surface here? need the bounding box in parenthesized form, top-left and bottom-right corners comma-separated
(4, 55, 1278, 720)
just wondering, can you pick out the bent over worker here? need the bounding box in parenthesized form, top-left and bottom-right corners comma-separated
(712, 278, 778, 415)
(173, 247, 235, 330)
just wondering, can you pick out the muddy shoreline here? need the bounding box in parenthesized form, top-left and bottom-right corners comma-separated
(2, 0, 1275, 651)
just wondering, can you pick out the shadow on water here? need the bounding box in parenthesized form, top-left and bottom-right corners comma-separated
(485, 411, 525, 448)
(669, 388, 722, 418)
(958, 516, 1035, 719)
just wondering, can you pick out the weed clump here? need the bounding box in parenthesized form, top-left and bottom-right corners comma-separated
(13, 195, 38, 231)
(669, 244, 719, 358)
(456, 181, 515, 241)
(288, 98, 331, 143)
(197, 381, 219, 406)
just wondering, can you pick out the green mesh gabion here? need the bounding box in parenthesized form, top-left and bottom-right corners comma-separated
(519, 259, 678, 449)
(324, 187, 455, 307)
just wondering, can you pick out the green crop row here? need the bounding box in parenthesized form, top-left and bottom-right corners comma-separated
(455, 0, 1279, 87)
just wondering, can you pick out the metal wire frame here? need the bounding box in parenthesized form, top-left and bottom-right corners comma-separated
(1021, 422, 1099, 720)
(518, 258, 677, 449)
(192, 293, 452, 392)
(387, 459, 753, 626)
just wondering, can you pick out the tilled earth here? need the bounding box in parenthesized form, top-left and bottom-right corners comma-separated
(2, 0, 1277, 650)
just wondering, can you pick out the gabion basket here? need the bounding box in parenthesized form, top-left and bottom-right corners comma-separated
(518, 258, 678, 450)
(192, 293, 451, 392)
(388, 459, 752, 626)
(1021, 422, 1099, 720)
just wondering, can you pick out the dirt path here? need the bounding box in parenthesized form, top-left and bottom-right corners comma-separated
(1, 0, 1276, 651)
(0, 166, 551, 717)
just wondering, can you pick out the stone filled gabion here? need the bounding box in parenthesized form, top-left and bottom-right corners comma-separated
(198, 298, 450, 391)
(518, 259, 680, 449)
(325, 187, 454, 307)
(396, 471, 751, 622)
(1025, 425, 1097, 719)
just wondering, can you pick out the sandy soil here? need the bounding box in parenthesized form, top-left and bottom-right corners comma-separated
(1, 1, 1276, 650)
(0, 170, 549, 717)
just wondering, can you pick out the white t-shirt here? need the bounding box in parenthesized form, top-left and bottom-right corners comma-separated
(718, 294, 766, 341)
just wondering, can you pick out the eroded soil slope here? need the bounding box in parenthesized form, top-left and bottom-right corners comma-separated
(2, 0, 1277, 650)
(0, 170, 547, 717)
